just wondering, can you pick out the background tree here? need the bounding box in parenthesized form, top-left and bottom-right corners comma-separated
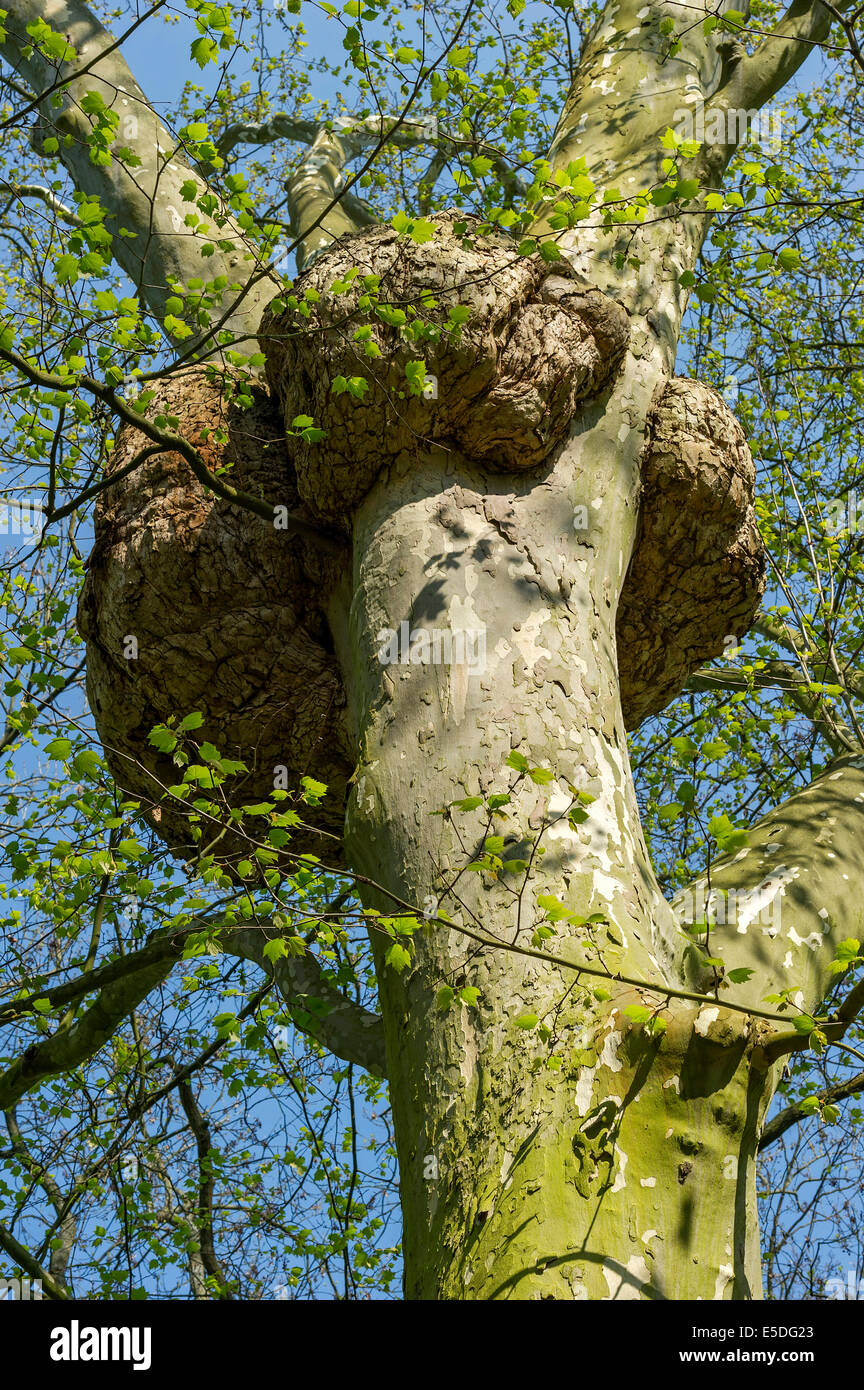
(0, 0, 862, 1301)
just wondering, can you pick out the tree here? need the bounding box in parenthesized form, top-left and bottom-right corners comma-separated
(0, 0, 862, 1301)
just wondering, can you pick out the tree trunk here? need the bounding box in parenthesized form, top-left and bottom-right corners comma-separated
(343, 346, 773, 1296)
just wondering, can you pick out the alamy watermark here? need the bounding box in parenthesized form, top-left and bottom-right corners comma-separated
(0, 498, 44, 540)
(377, 621, 486, 675)
(825, 1270, 864, 1299)
(677, 884, 782, 933)
(0, 1277, 43, 1300)
(672, 104, 783, 156)
(826, 494, 864, 537)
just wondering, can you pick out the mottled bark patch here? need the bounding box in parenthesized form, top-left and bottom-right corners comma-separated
(618, 378, 766, 728)
(261, 212, 630, 525)
(77, 367, 351, 865)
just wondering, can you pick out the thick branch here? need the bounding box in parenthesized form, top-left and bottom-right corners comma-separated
(224, 929, 387, 1077)
(716, 0, 855, 117)
(286, 127, 366, 271)
(0, 955, 174, 1111)
(687, 662, 860, 755)
(0, 179, 81, 224)
(0, 0, 274, 341)
(672, 753, 864, 1018)
(0, 345, 338, 551)
(218, 111, 526, 199)
(0, 1219, 69, 1299)
(759, 1067, 864, 1147)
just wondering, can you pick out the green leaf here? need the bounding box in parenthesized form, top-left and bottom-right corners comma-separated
(55, 254, 79, 284)
(536, 893, 572, 922)
(44, 737, 72, 760)
(674, 178, 700, 200)
(451, 795, 483, 811)
(528, 766, 554, 785)
(623, 1004, 652, 1024)
(385, 942, 412, 973)
(148, 725, 178, 754)
(72, 750, 101, 778)
(190, 34, 218, 66)
(178, 711, 205, 731)
(515, 1012, 539, 1030)
(459, 986, 481, 1007)
(708, 813, 749, 852)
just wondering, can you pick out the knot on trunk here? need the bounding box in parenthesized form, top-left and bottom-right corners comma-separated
(618, 377, 766, 729)
(77, 367, 351, 865)
(261, 211, 630, 525)
(77, 356, 763, 863)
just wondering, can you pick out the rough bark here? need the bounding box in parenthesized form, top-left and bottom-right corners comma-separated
(618, 377, 766, 727)
(77, 368, 352, 865)
(262, 213, 631, 523)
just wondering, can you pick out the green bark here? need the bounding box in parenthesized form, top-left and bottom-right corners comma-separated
(342, 393, 772, 1297)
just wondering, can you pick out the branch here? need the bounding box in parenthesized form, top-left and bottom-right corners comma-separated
(758, 975, 864, 1064)
(224, 929, 387, 1077)
(0, 0, 275, 342)
(1, 910, 387, 1079)
(286, 126, 369, 271)
(0, 180, 81, 225)
(671, 753, 864, 1023)
(0, 953, 174, 1111)
(218, 112, 528, 267)
(0, 1218, 69, 1299)
(687, 661, 860, 755)
(0, 924, 190, 1025)
(4, 1109, 76, 1288)
(217, 111, 527, 197)
(177, 1080, 233, 1298)
(0, 345, 340, 553)
(0, 657, 85, 757)
(759, 1066, 864, 1148)
(717, 0, 857, 117)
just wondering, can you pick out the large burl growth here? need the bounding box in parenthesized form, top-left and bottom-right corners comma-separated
(78, 369, 352, 864)
(79, 215, 765, 864)
(261, 216, 630, 523)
